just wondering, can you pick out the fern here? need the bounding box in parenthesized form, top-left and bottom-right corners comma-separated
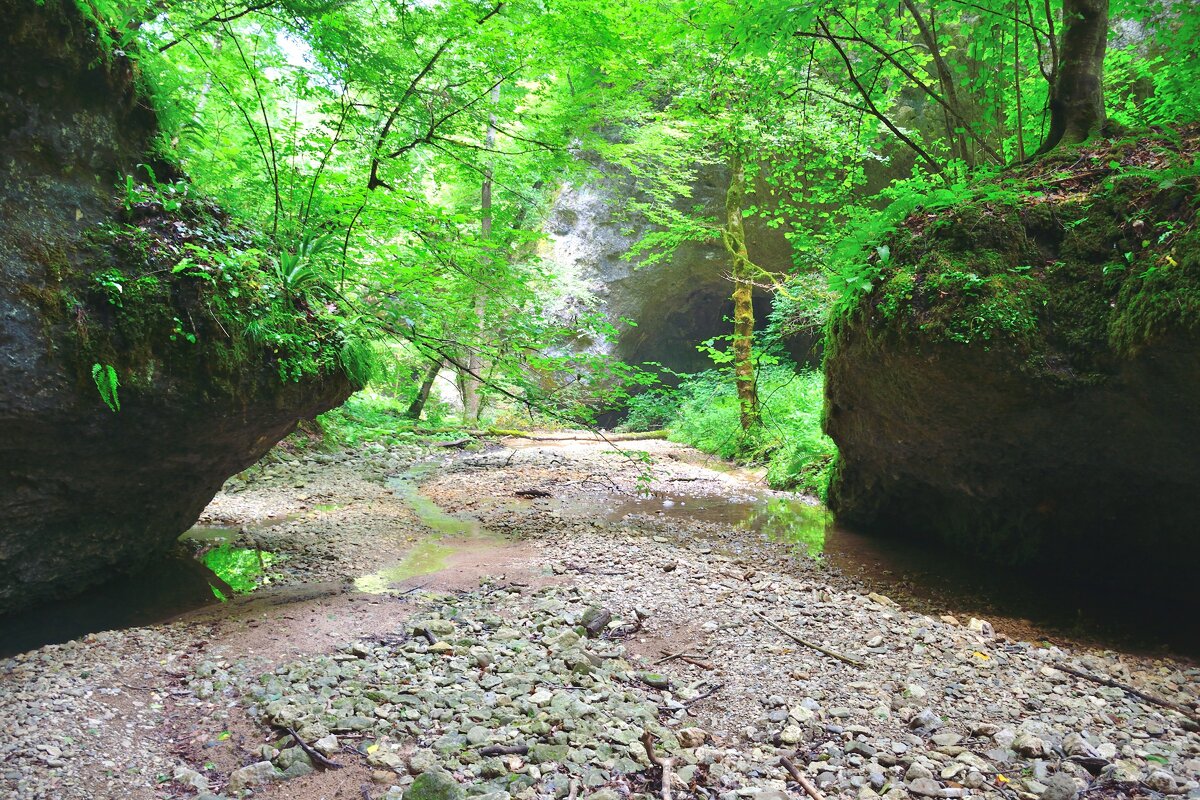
(338, 336, 382, 388)
(91, 363, 121, 412)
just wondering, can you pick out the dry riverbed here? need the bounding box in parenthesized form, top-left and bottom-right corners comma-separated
(1, 437, 1197, 800)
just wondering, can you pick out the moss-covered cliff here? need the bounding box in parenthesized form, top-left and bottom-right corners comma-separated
(824, 127, 1200, 571)
(0, 0, 353, 612)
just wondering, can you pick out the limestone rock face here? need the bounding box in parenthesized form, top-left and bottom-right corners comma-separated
(824, 133, 1200, 578)
(0, 0, 351, 612)
(543, 164, 798, 374)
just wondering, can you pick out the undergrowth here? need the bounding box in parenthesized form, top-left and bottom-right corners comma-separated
(621, 363, 837, 499)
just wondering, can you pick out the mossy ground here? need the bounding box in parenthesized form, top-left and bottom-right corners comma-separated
(52, 192, 357, 405)
(831, 126, 1200, 384)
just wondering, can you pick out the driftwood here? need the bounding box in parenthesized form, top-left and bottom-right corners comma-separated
(286, 726, 343, 769)
(478, 744, 529, 757)
(431, 438, 472, 448)
(1056, 663, 1200, 725)
(514, 488, 552, 498)
(641, 731, 674, 800)
(479, 428, 668, 442)
(752, 610, 864, 669)
(780, 756, 826, 800)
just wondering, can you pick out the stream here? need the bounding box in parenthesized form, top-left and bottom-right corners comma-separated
(0, 442, 1192, 659)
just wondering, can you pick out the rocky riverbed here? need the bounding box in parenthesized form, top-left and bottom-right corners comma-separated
(0, 437, 1197, 800)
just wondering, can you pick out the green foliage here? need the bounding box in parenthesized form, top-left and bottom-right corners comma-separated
(616, 389, 680, 433)
(201, 545, 277, 595)
(315, 392, 451, 449)
(91, 362, 120, 412)
(627, 364, 837, 499)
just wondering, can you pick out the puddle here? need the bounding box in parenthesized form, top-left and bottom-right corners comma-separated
(0, 523, 286, 657)
(355, 465, 503, 594)
(579, 490, 1197, 655)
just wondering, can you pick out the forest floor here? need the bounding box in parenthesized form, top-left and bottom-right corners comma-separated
(1, 438, 1197, 800)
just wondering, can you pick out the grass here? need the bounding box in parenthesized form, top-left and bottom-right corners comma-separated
(620, 364, 837, 500)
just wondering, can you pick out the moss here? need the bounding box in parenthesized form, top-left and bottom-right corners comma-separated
(59, 198, 352, 402)
(831, 135, 1200, 379)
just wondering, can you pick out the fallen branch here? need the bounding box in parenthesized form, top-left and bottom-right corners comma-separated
(432, 437, 472, 448)
(780, 756, 826, 800)
(286, 726, 343, 770)
(641, 731, 674, 800)
(1056, 664, 1200, 725)
(478, 744, 529, 757)
(683, 682, 724, 707)
(479, 428, 668, 442)
(752, 610, 864, 669)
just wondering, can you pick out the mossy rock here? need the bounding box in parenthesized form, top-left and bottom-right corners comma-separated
(824, 128, 1200, 585)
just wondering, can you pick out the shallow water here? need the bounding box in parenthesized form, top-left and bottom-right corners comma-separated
(0, 528, 277, 657)
(355, 468, 503, 594)
(591, 490, 1198, 656)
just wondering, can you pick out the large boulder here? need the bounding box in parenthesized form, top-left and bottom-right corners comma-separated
(0, 0, 352, 612)
(825, 131, 1200, 575)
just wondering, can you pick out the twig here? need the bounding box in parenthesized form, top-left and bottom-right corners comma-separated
(684, 682, 724, 707)
(1055, 664, 1200, 725)
(641, 731, 674, 800)
(566, 778, 579, 800)
(286, 726, 343, 770)
(780, 756, 827, 800)
(752, 610, 864, 669)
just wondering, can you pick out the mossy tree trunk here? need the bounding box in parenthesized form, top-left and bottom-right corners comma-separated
(1037, 0, 1109, 154)
(722, 152, 760, 431)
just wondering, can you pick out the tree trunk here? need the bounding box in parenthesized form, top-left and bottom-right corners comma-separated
(460, 84, 501, 423)
(1036, 0, 1109, 154)
(405, 358, 443, 420)
(721, 152, 760, 431)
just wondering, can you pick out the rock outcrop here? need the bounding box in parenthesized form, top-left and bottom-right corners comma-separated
(0, 0, 352, 612)
(543, 165, 800, 375)
(824, 129, 1200, 576)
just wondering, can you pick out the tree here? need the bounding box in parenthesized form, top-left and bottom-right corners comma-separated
(1037, 0, 1111, 153)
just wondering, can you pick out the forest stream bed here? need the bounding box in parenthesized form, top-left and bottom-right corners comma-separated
(0, 438, 1197, 800)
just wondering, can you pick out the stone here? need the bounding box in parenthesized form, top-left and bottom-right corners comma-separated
(905, 763, 933, 782)
(173, 766, 208, 792)
(822, 165, 1200, 589)
(967, 619, 994, 638)
(408, 749, 440, 774)
(529, 744, 570, 764)
(1146, 770, 1178, 794)
(0, 0, 352, 613)
(780, 726, 804, 745)
(580, 606, 612, 638)
(907, 778, 942, 797)
(909, 709, 943, 733)
(1013, 731, 1048, 758)
(314, 735, 339, 756)
(1041, 773, 1080, 800)
(677, 728, 708, 748)
(404, 769, 465, 800)
(229, 761, 280, 793)
(930, 734, 961, 748)
(639, 672, 671, 689)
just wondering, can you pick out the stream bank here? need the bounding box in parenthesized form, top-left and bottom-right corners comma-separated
(0, 437, 1196, 800)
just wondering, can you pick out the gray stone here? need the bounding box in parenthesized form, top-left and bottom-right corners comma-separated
(1041, 774, 1080, 800)
(906, 778, 942, 797)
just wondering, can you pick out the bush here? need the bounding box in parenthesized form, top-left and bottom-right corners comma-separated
(636, 364, 838, 499)
(617, 388, 681, 432)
